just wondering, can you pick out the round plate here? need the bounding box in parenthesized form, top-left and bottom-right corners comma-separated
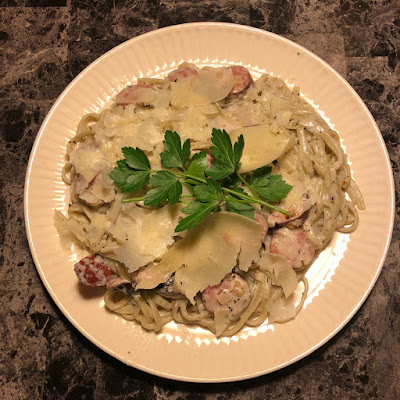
(24, 23, 394, 382)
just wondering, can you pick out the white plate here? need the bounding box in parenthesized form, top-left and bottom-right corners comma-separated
(24, 23, 395, 382)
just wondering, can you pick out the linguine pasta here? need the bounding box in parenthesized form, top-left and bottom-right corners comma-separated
(56, 64, 364, 336)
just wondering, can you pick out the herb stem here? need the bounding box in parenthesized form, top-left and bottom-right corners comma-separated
(222, 187, 290, 215)
(175, 171, 208, 185)
(224, 198, 254, 204)
(122, 196, 146, 203)
(178, 173, 207, 183)
(236, 172, 261, 200)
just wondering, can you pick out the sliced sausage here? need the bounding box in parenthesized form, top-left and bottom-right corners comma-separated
(116, 84, 155, 107)
(229, 66, 253, 95)
(206, 152, 215, 168)
(167, 67, 198, 82)
(270, 227, 315, 269)
(74, 254, 117, 287)
(269, 193, 313, 225)
(202, 273, 251, 319)
(106, 277, 135, 295)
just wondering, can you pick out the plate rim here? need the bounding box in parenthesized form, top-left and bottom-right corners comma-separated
(24, 22, 395, 382)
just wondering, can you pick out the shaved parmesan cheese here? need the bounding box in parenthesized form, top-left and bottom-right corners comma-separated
(93, 114, 141, 139)
(107, 203, 149, 242)
(134, 213, 263, 300)
(273, 147, 301, 178)
(171, 67, 234, 107)
(174, 212, 263, 303)
(113, 204, 182, 273)
(107, 215, 129, 242)
(197, 103, 220, 116)
(152, 89, 171, 109)
(78, 171, 115, 206)
(267, 287, 297, 322)
(270, 149, 316, 222)
(223, 103, 266, 127)
(214, 113, 243, 132)
(54, 210, 88, 247)
(214, 309, 230, 337)
(69, 146, 105, 182)
(171, 107, 212, 142)
(258, 252, 298, 297)
(170, 78, 194, 107)
(87, 213, 110, 242)
(120, 118, 164, 152)
(228, 125, 295, 173)
(135, 240, 186, 289)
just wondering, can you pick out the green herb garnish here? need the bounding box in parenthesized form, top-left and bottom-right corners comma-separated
(109, 129, 292, 232)
(160, 130, 191, 170)
(250, 166, 293, 202)
(176, 201, 220, 232)
(108, 147, 151, 193)
(145, 171, 182, 206)
(206, 128, 243, 179)
(225, 188, 255, 220)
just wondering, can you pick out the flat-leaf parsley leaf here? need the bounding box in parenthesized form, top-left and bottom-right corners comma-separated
(185, 151, 208, 184)
(160, 130, 191, 170)
(122, 147, 151, 171)
(175, 201, 219, 232)
(225, 188, 255, 220)
(206, 129, 244, 180)
(144, 171, 182, 205)
(110, 129, 292, 231)
(193, 180, 222, 203)
(109, 160, 151, 193)
(250, 166, 292, 202)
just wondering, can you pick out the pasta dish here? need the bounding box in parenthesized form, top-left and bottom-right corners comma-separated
(55, 63, 364, 337)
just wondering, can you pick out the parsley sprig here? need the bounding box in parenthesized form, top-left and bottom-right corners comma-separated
(109, 128, 292, 232)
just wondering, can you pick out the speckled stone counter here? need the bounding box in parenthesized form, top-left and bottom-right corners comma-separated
(1, 1, 399, 399)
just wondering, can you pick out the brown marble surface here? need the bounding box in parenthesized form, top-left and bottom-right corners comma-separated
(0, 1, 399, 399)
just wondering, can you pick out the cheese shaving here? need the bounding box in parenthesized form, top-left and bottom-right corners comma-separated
(228, 124, 295, 173)
(258, 252, 298, 297)
(174, 212, 263, 303)
(113, 204, 182, 273)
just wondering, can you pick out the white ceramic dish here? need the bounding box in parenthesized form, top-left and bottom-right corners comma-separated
(24, 23, 394, 382)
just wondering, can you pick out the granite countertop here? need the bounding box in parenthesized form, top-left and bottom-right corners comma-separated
(1, 1, 399, 399)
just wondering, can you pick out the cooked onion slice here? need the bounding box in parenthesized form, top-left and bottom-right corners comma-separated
(171, 67, 234, 107)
